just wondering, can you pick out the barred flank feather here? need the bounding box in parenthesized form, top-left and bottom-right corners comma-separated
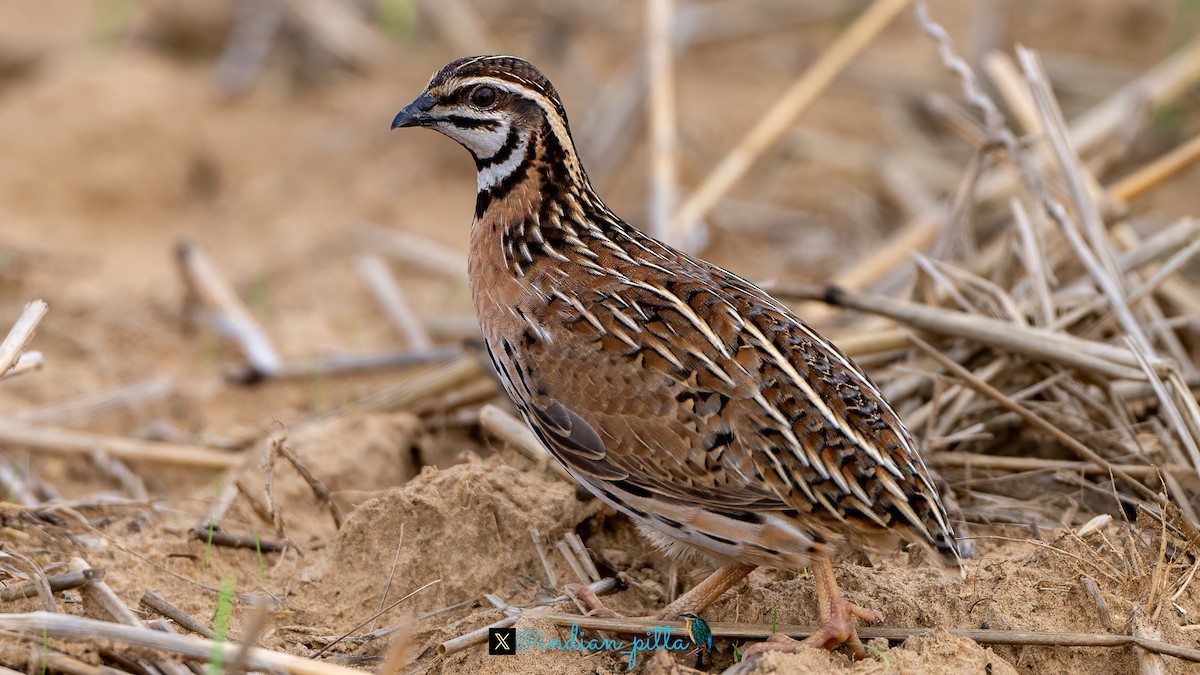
(394, 58, 969, 621)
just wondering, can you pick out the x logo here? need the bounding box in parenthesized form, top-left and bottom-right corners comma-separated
(488, 627, 516, 655)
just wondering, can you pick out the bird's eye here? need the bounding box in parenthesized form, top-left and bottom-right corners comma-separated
(470, 86, 497, 109)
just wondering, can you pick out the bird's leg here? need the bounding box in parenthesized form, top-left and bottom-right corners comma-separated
(563, 583, 624, 619)
(657, 563, 756, 620)
(564, 562, 756, 620)
(742, 554, 882, 660)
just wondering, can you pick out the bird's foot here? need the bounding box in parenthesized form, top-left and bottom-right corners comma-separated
(741, 596, 881, 660)
(564, 582, 631, 619)
(564, 582, 680, 621)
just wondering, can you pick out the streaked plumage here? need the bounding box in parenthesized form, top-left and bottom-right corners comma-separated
(392, 55, 967, 658)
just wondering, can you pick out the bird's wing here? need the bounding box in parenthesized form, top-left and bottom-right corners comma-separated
(492, 261, 954, 557)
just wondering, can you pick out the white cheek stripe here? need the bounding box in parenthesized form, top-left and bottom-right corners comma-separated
(478, 134, 529, 191)
(435, 116, 508, 157)
(448, 76, 583, 181)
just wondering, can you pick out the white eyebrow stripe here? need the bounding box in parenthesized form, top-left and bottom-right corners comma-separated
(446, 75, 583, 182)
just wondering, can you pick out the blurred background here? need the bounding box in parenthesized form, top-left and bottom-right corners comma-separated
(3, 1, 1200, 672)
(1, 0, 1195, 311)
(2, 0, 1197, 430)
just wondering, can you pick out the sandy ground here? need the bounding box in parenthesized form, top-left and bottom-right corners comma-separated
(2, 0, 1200, 673)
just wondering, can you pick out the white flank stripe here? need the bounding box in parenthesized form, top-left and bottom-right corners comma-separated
(628, 280, 731, 359)
(751, 394, 818, 474)
(738, 319, 903, 479)
(606, 306, 641, 333)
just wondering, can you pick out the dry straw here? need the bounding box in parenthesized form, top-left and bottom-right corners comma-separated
(429, 1, 1200, 666)
(6, 1, 1200, 671)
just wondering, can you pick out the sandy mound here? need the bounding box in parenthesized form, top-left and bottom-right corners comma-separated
(294, 455, 597, 635)
(722, 630, 1018, 675)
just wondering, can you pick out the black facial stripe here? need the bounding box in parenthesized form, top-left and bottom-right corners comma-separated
(446, 114, 499, 130)
(477, 154, 529, 212)
(476, 127, 520, 170)
(475, 131, 536, 216)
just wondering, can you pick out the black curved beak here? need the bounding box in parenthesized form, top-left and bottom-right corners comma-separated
(391, 92, 437, 129)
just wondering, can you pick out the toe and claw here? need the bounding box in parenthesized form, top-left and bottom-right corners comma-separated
(743, 555, 881, 660)
(565, 556, 882, 661)
(564, 582, 626, 619)
(740, 593, 882, 660)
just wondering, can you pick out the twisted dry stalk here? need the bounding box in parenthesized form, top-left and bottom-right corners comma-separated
(9, 5, 1200, 672)
(825, 4, 1200, 541)
(423, 4, 1200, 664)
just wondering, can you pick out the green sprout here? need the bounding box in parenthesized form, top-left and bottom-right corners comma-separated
(209, 578, 234, 675)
